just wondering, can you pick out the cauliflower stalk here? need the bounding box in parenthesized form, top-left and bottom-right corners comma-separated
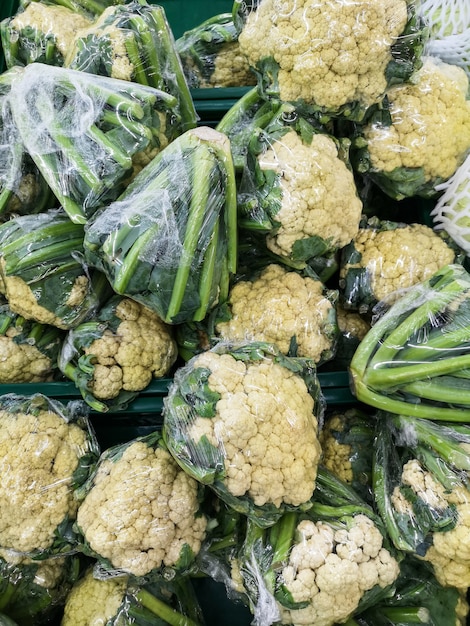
(163, 341, 323, 527)
(0, 393, 99, 558)
(235, 0, 424, 119)
(75, 431, 208, 578)
(59, 295, 177, 412)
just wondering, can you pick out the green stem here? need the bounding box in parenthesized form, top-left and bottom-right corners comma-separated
(402, 375, 470, 406)
(101, 108, 153, 142)
(7, 237, 85, 273)
(193, 218, 219, 322)
(136, 588, 201, 626)
(128, 15, 164, 89)
(0, 220, 81, 259)
(124, 30, 150, 86)
(380, 606, 430, 623)
(112, 226, 158, 294)
(87, 124, 133, 171)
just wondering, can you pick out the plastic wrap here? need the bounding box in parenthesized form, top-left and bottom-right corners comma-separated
(65, 1, 197, 132)
(58, 294, 178, 413)
(5, 62, 184, 223)
(372, 412, 470, 589)
(349, 263, 470, 421)
(74, 430, 208, 579)
(235, 468, 400, 626)
(0, 392, 100, 558)
(162, 341, 324, 527)
(237, 106, 362, 265)
(0, 209, 109, 330)
(61, 566, 206, 626)
(83, 126, 238, 325)
(339, 216, 463, 316)
(175, 12, 256, 89)
(351, 56, 470, 200)
(233, 0, 426, 121)
(0, 295, 65, 383)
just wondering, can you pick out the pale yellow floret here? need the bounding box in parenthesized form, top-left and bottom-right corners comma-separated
(341, 223, 456, 302)
(76, 440, 207, 577)
(0, 272, 63, 329)
(278, 515, 399, 625)
(0, 332, 53, 383)
(0, 409, 89, 554)
(238, 0, 408, 111)
(215, 264, 335, 362)
(187, 350, 322, 508)
(365, 57, 470, 181)
(256, 131, 362, 258)
(65, 275, 89, 307)
(84, 297, 177, 400)
(336, 306, 371, 340)
(319, 414, 354, 483)
(11, 2, 92, 58)
(61, 568, 128, 626)
(205, 43, 256, 87)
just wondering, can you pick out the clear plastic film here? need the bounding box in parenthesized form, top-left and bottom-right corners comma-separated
(352, 56, 470, 200)
(74, 430, 208, 579)
(58, 294, 178, 413)
(162, 341, 325, 528)
(372, 412, 470, 589)
(65, 1, 197, 132)
(348, 263, 470, 421)
(233, 0, 426, 121)
(237, 107, 363, 265)
(83, 126, 238, 325)
(6, 63, 184, 223)
(339, 215, 464, 317)
(175, 12, 256, 89)
(0, 208, 108, 330)
(0, 393, 100, 559)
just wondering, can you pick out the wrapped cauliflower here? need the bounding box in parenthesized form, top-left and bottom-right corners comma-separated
(74, 431, 208, 579)
(163, 341, 324, 527)
(0, 393, 100, 559)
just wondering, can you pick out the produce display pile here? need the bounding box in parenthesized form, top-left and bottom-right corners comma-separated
(0, 0, 469, 624)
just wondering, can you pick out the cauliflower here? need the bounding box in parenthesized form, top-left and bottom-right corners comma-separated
(339, 219, 459, 312)
(0, 393, 98, 557)
(214, 263, 338, 363)
(75, 432, 207, 578)
(361, 56, 470, 198)
(59, 295, 177, 412)
(239, 128, 363, 262)
(236, 0, 419, 117)
(163, 342, 323, 526)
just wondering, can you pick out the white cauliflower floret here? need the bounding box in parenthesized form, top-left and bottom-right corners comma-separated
(238, 0, 409, 111)
(76, 439, 207, 577)
(278, 515, 399, 626)
(186, 350, 322, 509)
(0, 408, 90, 554)
(215, 264, 336, 362)
(258, 131, 362, 258)
(0, 332, 54, 383)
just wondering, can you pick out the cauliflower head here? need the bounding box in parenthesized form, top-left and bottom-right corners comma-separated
(82, 297, 177, 400)
(258, 130, 362, 259)
(238, 0, 409, 112)
(278, 515, 400, 626)
(181, 349, 322, 510)
(215, 264, 337, 363)
(204, 42, 256, 88)
(364, 57, 470, 184)
(76, 436, 208, 577)
(340, 222, 457, 304)
(61, 568, 127, 626)
(319, 414, 354, 483)
(0, 404, 93, 555)
(0, 333, 53, 383)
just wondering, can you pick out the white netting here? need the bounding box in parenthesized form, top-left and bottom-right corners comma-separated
(431, 153, 470, 254)
(426, 33, 470, 76)
(418, 0, 470, 36)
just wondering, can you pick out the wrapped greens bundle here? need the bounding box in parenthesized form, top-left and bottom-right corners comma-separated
(349, 263, 470, 421)
(0, 209, 109, 330)
(237, 104, 362, 266)
(61, 567, 205, 626)
(163, 341, 324, 528)
(339, 215, 463, 316)
(373, 412, 470, 590)
(0, 551, 80, 626)
(175, 12, 256, 89)
(74, 431, 208, 579)
(233, 0, 426, 122)
(65, 0, 197, 132)
(6, 63, 184, 223)
(0, 393, 99, 559)
(235, 467, 400, 626)
(84, 126, 237, 325)
(58, 294, 177, 412)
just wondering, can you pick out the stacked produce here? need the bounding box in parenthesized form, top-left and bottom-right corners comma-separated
(0, 0, 469, 624)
